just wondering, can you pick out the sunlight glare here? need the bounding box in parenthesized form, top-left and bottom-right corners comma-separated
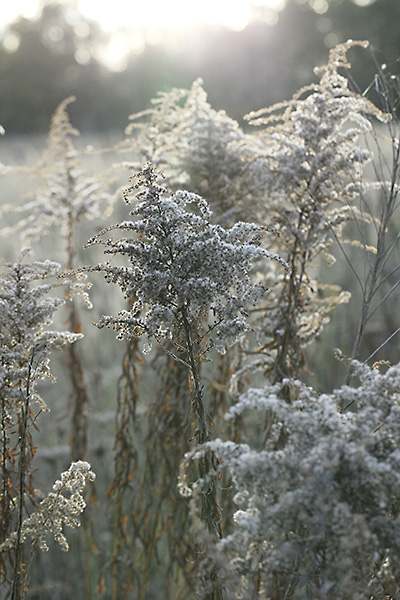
(93, 31, 131, 71)
(3, 0, 39, 26)
(3, 0, 287, 70)
(78, 0, 256, 32)
(351, 0, 376, 5)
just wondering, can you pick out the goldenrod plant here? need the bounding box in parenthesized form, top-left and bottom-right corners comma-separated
(82, 164, 286, 599)
(1, 461, 95, 600)
(181, 357, 400, 599)
(0, 253, 92, 598)
(126, 79, 263, 224)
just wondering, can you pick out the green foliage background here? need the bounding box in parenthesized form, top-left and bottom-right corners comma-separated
(1, 0, 399, 135)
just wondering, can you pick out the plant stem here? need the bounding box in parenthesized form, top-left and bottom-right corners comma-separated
(11, 359, 32, 600)
(180, 307, 224, 600)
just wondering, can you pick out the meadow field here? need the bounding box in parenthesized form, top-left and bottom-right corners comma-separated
(1, 41, 400, 600)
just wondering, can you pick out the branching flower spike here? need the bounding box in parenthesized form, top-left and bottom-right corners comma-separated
(86, 164, 287, 355)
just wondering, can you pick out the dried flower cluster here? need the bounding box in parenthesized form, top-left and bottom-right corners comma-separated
(0, 253, 81, 420)
(246, 40, 390, 380)
(0, 252, 90, 594)
(182, 359, 400, 599)
(1, 97, 109, 244)
(0, 461, 95, 553)
(86, 164, 286, 354)
(127, 79, 263, 224)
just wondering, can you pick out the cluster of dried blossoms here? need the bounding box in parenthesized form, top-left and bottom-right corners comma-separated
(0, 461, 95, 554)
(2, 97, 109, 245)
(83, 165, 287, 597)
(182, 359, 400, 599)
(126, 78, 263, 224)
(85, 164, 286, 351)
(0, 254, 94, 593)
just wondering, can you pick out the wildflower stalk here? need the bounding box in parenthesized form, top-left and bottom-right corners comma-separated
(245, 40, 388, 385)
(0, 255, 84, 596)
(10, 359, 32, 600)
(109, 334, 139, 600)
(2, 461, 95, 599)
(85, 164, 283, 600)
(180, 307, 225, 598)
(1, 97, 107, 462)
(346, 70, 400, 376)
(181, 307, 221, 539)
(0, 396, 13, 575)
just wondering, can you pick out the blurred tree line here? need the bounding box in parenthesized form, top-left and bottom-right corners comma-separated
(0, 0, 399, 135)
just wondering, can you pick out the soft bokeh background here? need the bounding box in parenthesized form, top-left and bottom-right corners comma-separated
(0, 0, 398, 137)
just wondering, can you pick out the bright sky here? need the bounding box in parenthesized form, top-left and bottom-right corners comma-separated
(2, 0, 286, 32)
(1, 0, 290, 70)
